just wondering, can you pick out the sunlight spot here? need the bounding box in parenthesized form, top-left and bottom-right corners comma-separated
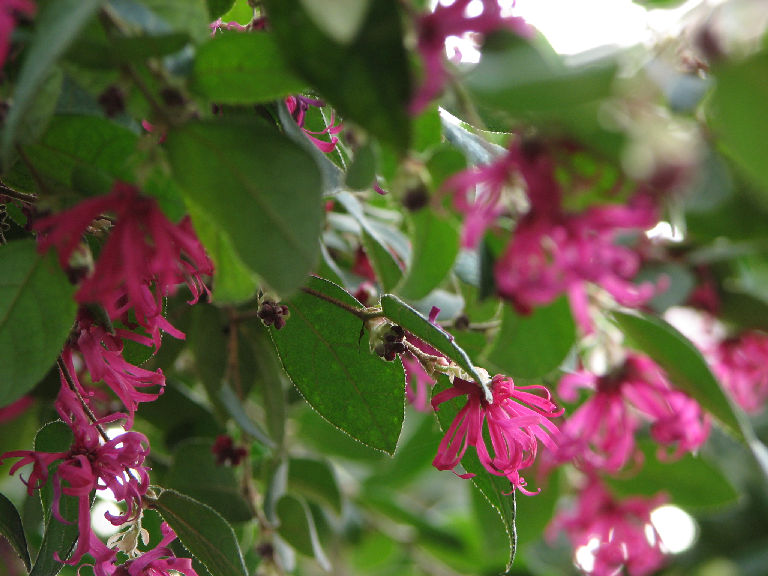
(651, 504, 698, 554)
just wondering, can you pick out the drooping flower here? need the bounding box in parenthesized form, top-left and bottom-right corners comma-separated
(432, 373, 562, 493)
(88, 522, 199, 576)
(555, 354, 710, 473)
(1, 385, 150, 567)
(285, 95, 343, 153)
(711, 330, 768, 414)
(0, 0, 35, 70)
(34, 182, 213, 348)
(446, 139, 659, 315)
(212, 435, 247, 466)
(548, 478, 668, 576)
(410, 0, 531, 114)
(67, 314, 165, 428)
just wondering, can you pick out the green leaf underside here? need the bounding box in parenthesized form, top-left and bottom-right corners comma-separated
(275, 494, 330, 570)
(164, 439, 254, 523)
(270, 276, 405, 454)
(380, 294, 490, 397)
(1, 0, 103, 167)
(606, 440, 738, 510)
(431, 376, 517, 574)
(397, 210, 460, 301)
(192, 33, 305, 104)
(287, 457, 342, 515)
(484, 297, 575, 379)
(0, 240, 77, 407)
(32, 421, 78, 576)
(165, 119, 323, 296)
(264, 0, 411, 152)
(155, 489, 248, 576)
(0, 493, 31, 571)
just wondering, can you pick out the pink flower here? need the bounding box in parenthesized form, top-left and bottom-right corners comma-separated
(34, 182, 213, 348)
(402, 354, 434, 412)
(548, 479, 667, 576)
(711, 330, 768, 414)
(555, 354, 710, 473)
(88, 523, 199, 576)
(0, 395, 34, 422)
(1, 385, 150, 567)
(0, 0, 35, 69)
(432, 374, 562, 493)
(410, 0, 531, 114)
(68, 315, 165, 428)
(285, 95, 343, 153)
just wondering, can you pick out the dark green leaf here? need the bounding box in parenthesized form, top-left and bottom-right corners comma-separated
(483, 298, 575, 379)
(270, 276, 405, 454)
(207, 0, 236, 19)
(165, 439, 254, 523)
(139, 0, 210, 44)
(165, 119, 323, 295)
(155, 489, 248, 576)
(275, 494, 330, 570)
(217, 384, 274, 448)
(465, 32, 616, 121)
(66, 33, 191, 67)
(264, 0, 411, 152)
(606, 440, 738, 510)
(379, 293, 492, 402)
(397, 210, 459, 300)
(345, 142, 377, 190)
(31, 421, 79, 576)
(11, 115, 138, 195)
(192, 34, 305, 104)
(287, 457, 342, 515)
(0, 0, 103, 168)
(0, 241, 77, 407)
(711, 51, 768, 199)
(188, 303, 228, 398)
(432, 375, 517, 574)
(0, 492, 31, 571)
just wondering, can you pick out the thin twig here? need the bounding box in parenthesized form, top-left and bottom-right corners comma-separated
(57, 357, 110, 442)
(0, 184, 37, 203)
(300, 286, 384, 321)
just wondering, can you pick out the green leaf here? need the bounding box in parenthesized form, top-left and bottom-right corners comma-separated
(379, 293, 492, 402)
(0, 240, 77, 407)
(287, 457, 342, 515)
(165, 439, 254, 523)
(432, 375, 517, 574)
(465, 32, 616, 121)
(263, 0, 411, 152)
(11, 115, 138, 194)
(155, 489, 248, 576)
(31, 421, 79, 576)
(606, 441, 738, 510)
(397, 210, 460, 300)
(1, 0, 103, 169)
(270, 276, 405, 454)
(165, 119, 323, 295)
(711, 51, 768, 198)
(345, 142, 377, 190)
(66, 33, 191, 67)
(217, 383, 274, 449)
(140, 0, 210, 44)
(275, 494, 330, 570)
(192, 34, 306, 105)
(0, 492, 31, 571)
(207, 0, 236, 19)
(483, 298, 575, 380)
(186, 198, 258, 305)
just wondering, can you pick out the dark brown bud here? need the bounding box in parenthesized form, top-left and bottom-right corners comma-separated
(98, 85, 126, 118)
(258, 300, 290, 330)
(402, 184, 430, 211)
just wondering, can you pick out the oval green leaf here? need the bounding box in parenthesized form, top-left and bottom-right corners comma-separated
(192, 33, 306, 104)
(276, 494, 330, 570)
(270, 276, 405, 454)
(165, 119, 323, 296)
(0, 241, 77, 407)
(155, 489, 248, 576)
(0, 492, 31, 571)
(483, 298, 575, 380)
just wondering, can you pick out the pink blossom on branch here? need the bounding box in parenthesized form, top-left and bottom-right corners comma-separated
(554, 354, 710, 473)
(33, 182, 213, 348)
(711, 330, 768, 414)
(285, 95, 343, 153)
(0, 0, 35, 69)
(1, 385, 150, 567)
(410, 0, 532, 114)
(432, 374, 562, 494)
(548, 478, 668, 576)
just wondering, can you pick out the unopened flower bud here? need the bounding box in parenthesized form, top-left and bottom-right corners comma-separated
(258, 300, 290, 330)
